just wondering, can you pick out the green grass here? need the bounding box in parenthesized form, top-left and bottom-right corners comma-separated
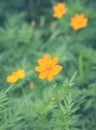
(0, 0, 96, 129)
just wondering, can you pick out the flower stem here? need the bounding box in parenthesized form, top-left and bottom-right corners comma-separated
(4, 84, 14, 94)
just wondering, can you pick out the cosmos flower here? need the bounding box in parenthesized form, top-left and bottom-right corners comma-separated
(53, 3, 67, 19)
(6, 72, 18, 83)
(35, 54, 62, 81)
(6, 69, 25, 83)
(16, 69, 25, 79)
(70, 14, 88, 30)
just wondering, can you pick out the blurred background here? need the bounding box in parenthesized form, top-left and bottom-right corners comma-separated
(0, 0, 96, 129)
(0, 0, 96, 88)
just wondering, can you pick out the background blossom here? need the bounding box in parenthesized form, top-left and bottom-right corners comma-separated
(70, 14, 88, 30)
(53, 3, 67, 19)
(6, 69, 25, 83)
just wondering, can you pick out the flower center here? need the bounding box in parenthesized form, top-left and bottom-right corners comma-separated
(46, 64, 52, 71)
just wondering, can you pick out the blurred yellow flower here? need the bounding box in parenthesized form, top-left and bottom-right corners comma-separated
(35, 54, 62, 81)
(29, 82, 35, 89)
(70, 14, 88, 30)
(31, 21, 35, 26)
(6, 72, 18, 83)
(53, 3, 67, 19)
(16, 69, 25, 79)
(6, 69, 25, 83)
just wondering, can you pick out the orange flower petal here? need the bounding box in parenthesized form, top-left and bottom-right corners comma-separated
(12, 72, 18, 77)
(6, 75, 18, 83)
(17, 69, 25, 79)
(35, 66, 46, 72)
(58, 3, 66, 8)
(53, 6, 59, 12)
(51, 65, 62, 75)
(48, 74, 54, 81)
(39, 70, 48, 79)
(38, 59, 44, 66)
(44, 54, 51, 61)
(50, 57, 59, 66)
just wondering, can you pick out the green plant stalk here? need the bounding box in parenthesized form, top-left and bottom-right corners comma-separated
(4, 84, 14, 94)
(55, 85, 69, 129)
(78, 52, 85, 83)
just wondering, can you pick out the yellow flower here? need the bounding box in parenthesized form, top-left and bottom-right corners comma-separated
(53, 3, 67, 19)
(6, 72, 18, 83)
(35, 54, 62, 81)
(16, 69, 25, 79)
(70, 14, 88, 30)
(31, 21, 35, 26)
(6, 69, 25, 83)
